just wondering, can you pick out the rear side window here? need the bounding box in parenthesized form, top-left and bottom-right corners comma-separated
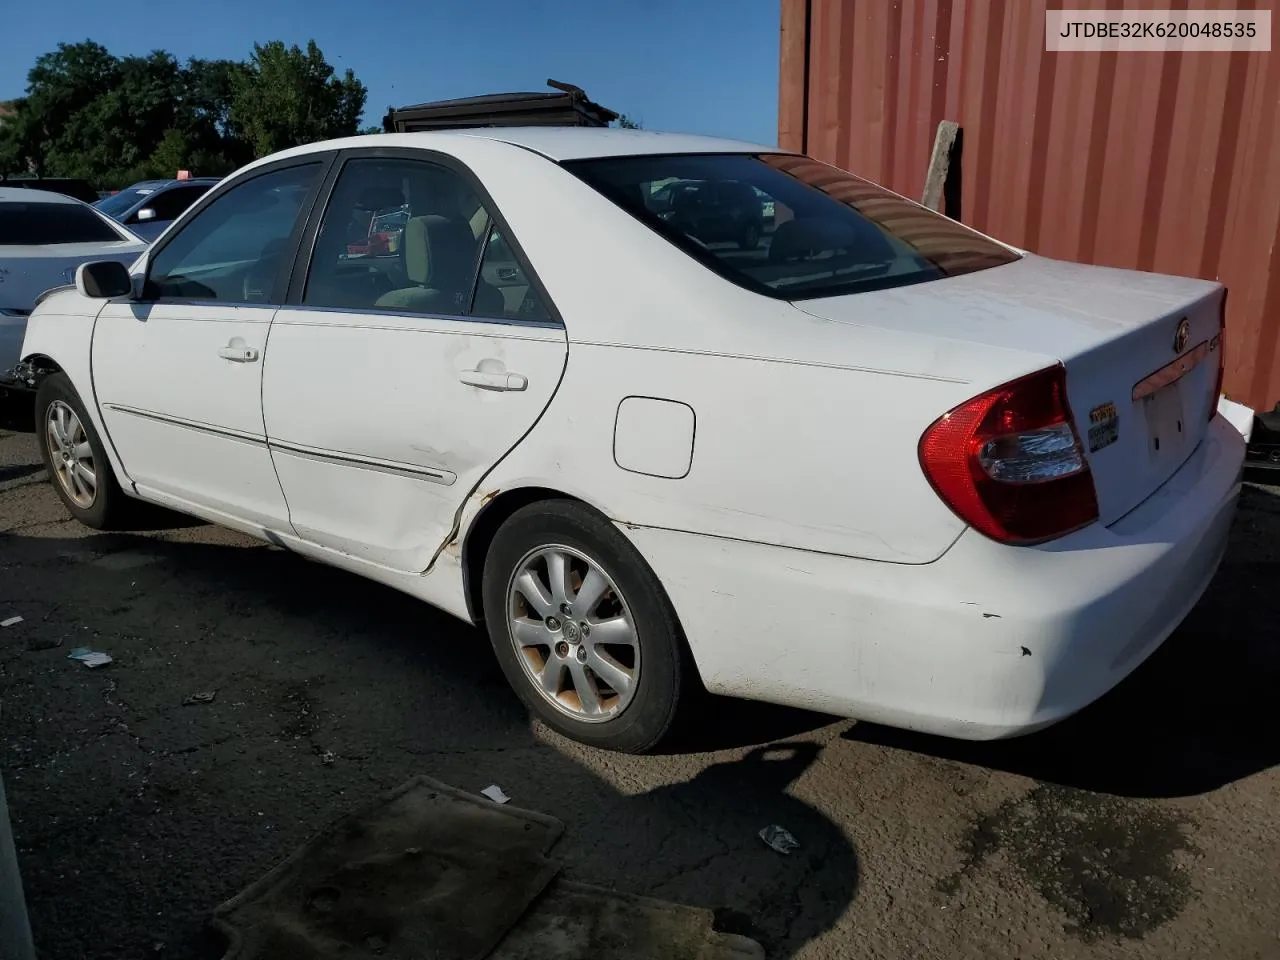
(0, 202, 122, 245)
(565, 153, 1020, 300)
(302, 156, 551, 323)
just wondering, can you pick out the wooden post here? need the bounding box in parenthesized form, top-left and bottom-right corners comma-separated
(921, 120, 960, 213)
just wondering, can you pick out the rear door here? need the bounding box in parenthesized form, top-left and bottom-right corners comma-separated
(261, 149, 568, 572)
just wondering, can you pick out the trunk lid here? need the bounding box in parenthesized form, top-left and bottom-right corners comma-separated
(791, 253, 1224, 526)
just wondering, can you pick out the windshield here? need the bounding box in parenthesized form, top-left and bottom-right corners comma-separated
(95, 187, 153, 218)
(565, 153, 1020, 300)
(0, 201, 124, 245)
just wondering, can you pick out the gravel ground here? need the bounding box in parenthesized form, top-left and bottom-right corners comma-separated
(2, 423, 1279, 960)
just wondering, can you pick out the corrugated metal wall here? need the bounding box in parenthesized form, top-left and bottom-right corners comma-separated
(779, 0, 1280, 411)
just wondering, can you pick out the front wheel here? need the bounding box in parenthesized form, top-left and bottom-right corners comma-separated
(481, 501, 689, 753)
(35, 373, 132, 529)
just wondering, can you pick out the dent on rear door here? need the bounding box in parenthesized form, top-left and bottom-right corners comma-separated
(263, 313, 567, 572)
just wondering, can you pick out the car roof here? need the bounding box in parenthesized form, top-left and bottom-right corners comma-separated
(0, 186, 81, 205)
(269, 127, 779, 165)
(121, 178, 221, 191)
(454, 127, 778, 160)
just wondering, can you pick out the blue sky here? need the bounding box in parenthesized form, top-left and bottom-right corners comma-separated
(1, 0, 781, 145)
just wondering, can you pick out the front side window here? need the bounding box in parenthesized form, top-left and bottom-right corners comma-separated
(566, 153, 1020, 300)
(147, 163, 320, 303)
(0, 201, 123, 245)
(138, 185, 211, 223)
(303, 156, 550, 322)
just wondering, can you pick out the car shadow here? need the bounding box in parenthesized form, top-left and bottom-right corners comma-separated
(667, 697, 840, 754)
(843, 484, 1280, 799)
(0, 462, 44, 484)
(0, 525, 857, 960)
(0, 392, 35, 432)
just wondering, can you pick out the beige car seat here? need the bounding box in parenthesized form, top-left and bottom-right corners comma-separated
(375, 214, 505, 316)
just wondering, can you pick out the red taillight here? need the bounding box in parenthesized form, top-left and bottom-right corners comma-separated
(1209, 289, 1227, 422)
(918, 364, 1099, 545)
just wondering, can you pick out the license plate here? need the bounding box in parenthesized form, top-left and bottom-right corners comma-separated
(1143, 381, 1187, 463)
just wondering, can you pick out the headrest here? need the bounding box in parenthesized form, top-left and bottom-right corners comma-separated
(403, 215, 478, 292)
(768, 217, 874, 263)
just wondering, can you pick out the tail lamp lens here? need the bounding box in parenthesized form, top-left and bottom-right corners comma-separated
(919, 364, 1099, 545)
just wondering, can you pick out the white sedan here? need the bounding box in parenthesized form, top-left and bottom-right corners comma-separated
(18, 129, 1243, 753)
(0, 187, 146, 380)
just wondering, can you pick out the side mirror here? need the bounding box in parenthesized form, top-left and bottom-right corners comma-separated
(135, 208, 157, 222)
(75, 261, 133, 300)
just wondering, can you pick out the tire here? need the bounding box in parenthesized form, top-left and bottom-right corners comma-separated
(481, 500, 689, 753)
(34, 372, 132, 530)
(737, 221, 762, 250)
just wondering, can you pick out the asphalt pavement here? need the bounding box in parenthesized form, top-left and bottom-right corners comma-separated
(1, 425, 1278, 960)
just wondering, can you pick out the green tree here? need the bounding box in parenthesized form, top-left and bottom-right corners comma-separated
(10, 41, 119, 179)
(0, 99, 41, 176)
(0, 38, 367, 187)
(615, 113, 643, 129)
(229, 40, 367, 158)
(147, 128, 190, 178)
(179, 58, 254, 174)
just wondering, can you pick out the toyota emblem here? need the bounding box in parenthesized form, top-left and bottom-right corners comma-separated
(1173, 318, 1190, 354)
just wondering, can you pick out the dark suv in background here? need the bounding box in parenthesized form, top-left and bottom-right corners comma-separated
(94, 178, 220, 241)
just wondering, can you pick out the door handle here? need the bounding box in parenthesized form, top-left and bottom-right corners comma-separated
(218, 342, 259, 363)
(459, 369, 528, 392)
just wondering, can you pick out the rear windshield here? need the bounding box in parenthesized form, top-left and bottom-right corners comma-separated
(565, 153, 1020, 300)
(0, 201, 123, 245)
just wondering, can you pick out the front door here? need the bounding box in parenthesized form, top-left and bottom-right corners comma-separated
(261, 152, 568, 572)
(92, 160, 327, 530)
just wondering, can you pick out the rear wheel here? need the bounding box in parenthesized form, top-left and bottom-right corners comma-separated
(35, 373, 131, 529)
(481, 500, 688, 753)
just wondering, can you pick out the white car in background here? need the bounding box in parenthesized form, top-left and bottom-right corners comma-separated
(16, 129, 1243, 753)
(0, 188, 145, 382)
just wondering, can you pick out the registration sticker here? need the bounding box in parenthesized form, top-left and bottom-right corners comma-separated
(1087, 401, 1119, 452)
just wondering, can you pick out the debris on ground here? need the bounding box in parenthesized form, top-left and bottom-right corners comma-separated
(1, 615, 23, 628)
(183, 691, 217, 706)
(212, 776, 764, 960)
(319, 750, 336, 766)
(66, 647, 113, 668)
(481, 784, 511, 804)
(758, 824, 800, 855)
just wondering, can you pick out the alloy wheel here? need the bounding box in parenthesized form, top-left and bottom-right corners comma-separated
(506, 544, 640, 722)
(45, 400, 97, 509)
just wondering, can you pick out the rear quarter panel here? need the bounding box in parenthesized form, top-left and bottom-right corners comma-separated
(483, 343, 977, 563)
(444, 138, 1046, 563)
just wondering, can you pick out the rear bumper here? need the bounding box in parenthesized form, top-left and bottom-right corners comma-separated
(622, 416, 1244, 740)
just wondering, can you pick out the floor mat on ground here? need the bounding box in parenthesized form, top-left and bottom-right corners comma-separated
(213, 776, 564, 960)
(213, 775, 764, 960)
(492, 880, 764, 960)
